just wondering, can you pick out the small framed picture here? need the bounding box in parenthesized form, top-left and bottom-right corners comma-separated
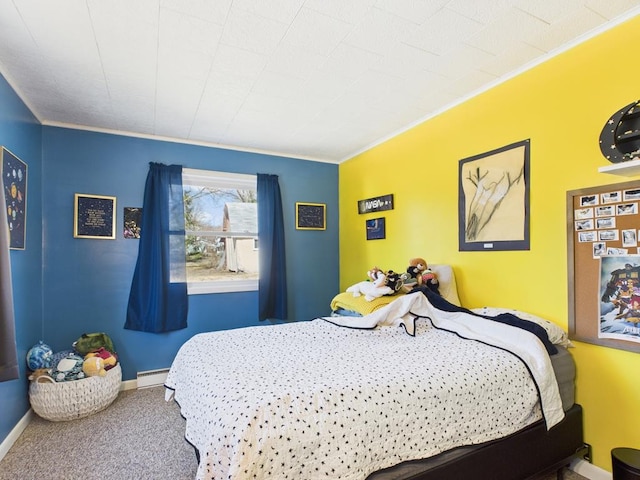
(124, 207, 142, 239)
(366, 217, 386, 240)
(74, 193, 116, 239)
(295, 202, 326, 230)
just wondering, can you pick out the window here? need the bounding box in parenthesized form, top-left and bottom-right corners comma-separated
(182, 168, 258, 294)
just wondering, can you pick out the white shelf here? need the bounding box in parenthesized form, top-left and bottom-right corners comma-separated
(598, 158, 640, 176)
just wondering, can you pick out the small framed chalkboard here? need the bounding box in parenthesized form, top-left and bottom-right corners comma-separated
(295, 202, 326, 230)
(74, 193, 116, 239)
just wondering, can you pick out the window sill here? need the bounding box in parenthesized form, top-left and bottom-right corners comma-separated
(187, 279, 258, 295)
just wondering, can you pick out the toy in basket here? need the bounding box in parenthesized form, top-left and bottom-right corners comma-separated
(27, 333, 121, 422)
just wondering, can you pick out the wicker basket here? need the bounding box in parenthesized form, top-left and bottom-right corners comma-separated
(29, 364, 121, 422)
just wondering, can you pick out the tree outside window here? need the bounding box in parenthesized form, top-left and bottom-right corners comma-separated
(182, 169, 258, 294)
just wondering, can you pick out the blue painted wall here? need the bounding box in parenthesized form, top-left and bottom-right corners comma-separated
(0, 75, 339, 447)
(0, 74, 43, 444)
(41, 127, 340, 381)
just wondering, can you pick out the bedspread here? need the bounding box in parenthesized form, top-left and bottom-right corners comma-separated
(325, 292, 565, 430)
(165, 305, 558, 480)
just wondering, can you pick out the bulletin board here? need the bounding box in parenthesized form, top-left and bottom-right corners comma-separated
(567, 180, 640, 353)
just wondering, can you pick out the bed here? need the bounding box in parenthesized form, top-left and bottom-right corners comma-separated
(165, 266, 586, 480)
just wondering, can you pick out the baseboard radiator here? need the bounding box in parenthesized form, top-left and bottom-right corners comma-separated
(136, 368, 170, 389)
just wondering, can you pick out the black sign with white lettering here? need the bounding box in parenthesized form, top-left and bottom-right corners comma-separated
(358, 194, 394, 214)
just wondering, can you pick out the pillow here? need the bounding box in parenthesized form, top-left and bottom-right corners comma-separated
(471, 306, 572, 348)
(429, 264, 461, 306)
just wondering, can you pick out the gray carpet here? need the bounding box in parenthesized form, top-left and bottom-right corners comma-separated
(0, 386, 590, 480)
(0, 386, 197, 480)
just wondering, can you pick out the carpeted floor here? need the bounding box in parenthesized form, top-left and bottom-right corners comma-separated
(0, 386, 590, 480)
(0, 386, 197, 480)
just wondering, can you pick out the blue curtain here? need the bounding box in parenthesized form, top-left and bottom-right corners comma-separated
(257, 174, 287, 320)
(0, 179, 18, 382)
(125, 163, 188, 333)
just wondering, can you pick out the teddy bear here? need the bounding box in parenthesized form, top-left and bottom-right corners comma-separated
(347, 269, 395, 301)
(83, 356, 107, 377)
(403, 257, 428, 290)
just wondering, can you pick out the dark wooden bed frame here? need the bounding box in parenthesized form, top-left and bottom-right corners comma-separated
(368, 404, 588, 480)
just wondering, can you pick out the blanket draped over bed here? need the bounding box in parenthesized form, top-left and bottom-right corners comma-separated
(165, 293, 565, 480)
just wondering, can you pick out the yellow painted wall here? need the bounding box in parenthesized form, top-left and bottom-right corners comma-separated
(339, 15, 640, 472)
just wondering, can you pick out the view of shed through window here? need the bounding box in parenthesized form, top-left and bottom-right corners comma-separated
(182, 169, 258, 293)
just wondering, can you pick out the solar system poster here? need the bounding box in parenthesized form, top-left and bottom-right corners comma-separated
(1, 147, 27, 250)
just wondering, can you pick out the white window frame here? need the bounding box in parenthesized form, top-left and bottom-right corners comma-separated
(182, 168, 258, 295)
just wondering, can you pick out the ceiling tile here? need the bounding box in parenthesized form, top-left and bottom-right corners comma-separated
(343, 7, 420, 56)
(426, 44, 496, 81)
(281, 7, 352, 56)
(316, 43, 382, 82)
(406, 7, 485, 55)
(375, 0, 450, 24)
(445, 0, 515, 25)
(304, 0, 376, 24)
(232, 0, 305, 24)
(265, 42, 328, 80)
(371, 43, 439, 79)
(467, 6, 550, 56)
(477, 42, 545, 77)
(161, 0, 232, 25)
(529, 7, 607, 53)
(514, 0, 587, 24)
(586, 0, 640, 20)
(220, 6, 289, 55)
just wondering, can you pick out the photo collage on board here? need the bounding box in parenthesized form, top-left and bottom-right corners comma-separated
(575, 187, 640, 257)
(575, 187, 640, 342)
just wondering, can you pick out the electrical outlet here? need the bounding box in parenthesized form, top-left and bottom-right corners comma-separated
(581, 443, 592, 463)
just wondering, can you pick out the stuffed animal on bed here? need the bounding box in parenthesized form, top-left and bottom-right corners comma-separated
(347, 269, 395, 301)
(420, 267, 440, 295)
(367, 266, 383, 282)
(385, 270, 405, 293)
(406, 257, 428, 285)
(402, 257, 428, 291)
(403, 258, 440, 295)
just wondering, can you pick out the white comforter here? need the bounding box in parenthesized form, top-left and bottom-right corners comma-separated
(165, 294, 563, 480)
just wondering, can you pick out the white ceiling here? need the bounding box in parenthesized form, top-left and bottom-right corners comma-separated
(0, 1, 638, 163)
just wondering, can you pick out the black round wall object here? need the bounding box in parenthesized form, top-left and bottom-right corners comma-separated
(600, 100, 640, 163)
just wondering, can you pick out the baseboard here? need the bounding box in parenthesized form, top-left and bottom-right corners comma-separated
(121, 379, 137, 391)
(0, 408, 32, 462)
(136, 368, 169, 389)
(570, 458, 612, 480)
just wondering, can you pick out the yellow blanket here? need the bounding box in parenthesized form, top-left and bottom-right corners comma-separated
(330, 291, 405, 316)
